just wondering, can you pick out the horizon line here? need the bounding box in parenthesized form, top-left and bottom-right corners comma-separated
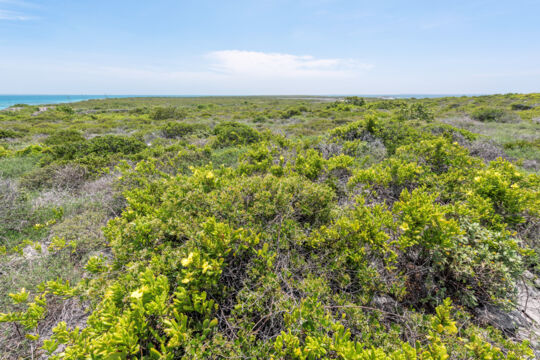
(0, 93, 517, 97)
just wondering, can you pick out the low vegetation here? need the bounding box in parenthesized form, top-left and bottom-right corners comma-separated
(0, 94, 538, 359)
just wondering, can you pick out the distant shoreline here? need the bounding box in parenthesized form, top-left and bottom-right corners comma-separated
(0, 95, 112, 110)
(0, 94, 485, 110)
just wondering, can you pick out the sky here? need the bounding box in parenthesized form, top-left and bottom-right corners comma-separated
(0, 0, 539, 95)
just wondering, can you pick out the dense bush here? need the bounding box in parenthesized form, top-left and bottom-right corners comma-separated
(46, 135, 146, 161)
(330, 115, 424, 154)
(43, 130, 85, 146)
(471, 107, 507, 122)
(280, 106, 307, 119)
(367, 100, 406, 110)
(0, 95, 538, 359)
(8, 119, 536, 357)
(504, 139, 540, 151)
(511, 103, 533, 111)
(0, 129, 22, 139)
(344, 96, 366, 106)
(213, 121, 261, 147)
(398, 103, 434, 121)
(160, 122, 210, 139)
(149, 106, 187, 120)
(56, 105, 75, 114)
(326, 101, 354, 112)
(32, 135, 147, 175)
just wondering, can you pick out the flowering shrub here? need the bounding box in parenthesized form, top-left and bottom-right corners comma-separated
(1, 108, 537, 359)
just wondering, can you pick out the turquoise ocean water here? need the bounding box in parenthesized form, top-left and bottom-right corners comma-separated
(0, 95, 130, 110)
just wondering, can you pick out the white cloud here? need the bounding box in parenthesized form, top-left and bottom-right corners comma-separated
(207, 50, 372, 78)
(0, 51, 375, 94)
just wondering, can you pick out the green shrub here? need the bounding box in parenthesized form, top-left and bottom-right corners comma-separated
(440, 221, 525, 307)
(0, 145, 11, 158)
(398, 103, 434, 121)
(367, 100, 406, 110)
(56, 105, 75, 114)
(349, 157, 424, 196)
(48, 135, 146, 161)
(280, 107, 302, 119)
(510, 103, 533, 111)
(253, 114, 267, 123)
(422, 123, 478, 142)
(129, 107, 147, 114)
(149, 106, 187, 120)
(503, 139, 540, 150)
(471, 107, 506, 122)
(213, 121, 260, 147)
(0, 129, 22, 139)
(293, 149, 325, 180)
(161, 122, 210, 139)
(469, 159, 535, 226)
(15, 144, 47, 156)
(1, 96, 538, 359)
(326, 102, 352, 111)
(344, 96, 366, 106)
(44, 130, 85, 145)
(238, 143, 274, 175)
(331, 115, 423, 155)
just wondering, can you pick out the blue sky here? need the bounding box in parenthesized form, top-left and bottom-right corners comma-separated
(0, 0, 539, 95)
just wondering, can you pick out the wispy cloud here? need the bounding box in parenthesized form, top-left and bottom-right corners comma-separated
(0, 0, 37, 6)
(0, 50, 374, 94)
(0, 9, 33, 20)
(207, 50, 372, 78)
(0, 0, 37, 20)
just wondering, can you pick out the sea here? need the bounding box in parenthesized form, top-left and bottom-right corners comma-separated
(0, 94, 470, 110)
(0, 95, 133, 110)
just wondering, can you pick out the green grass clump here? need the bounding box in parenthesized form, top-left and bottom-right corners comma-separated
(0, 129, 22, 139)
(0, 156, 39, 178)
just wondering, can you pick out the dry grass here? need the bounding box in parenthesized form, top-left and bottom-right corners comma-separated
(0, 172, 122, 358)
